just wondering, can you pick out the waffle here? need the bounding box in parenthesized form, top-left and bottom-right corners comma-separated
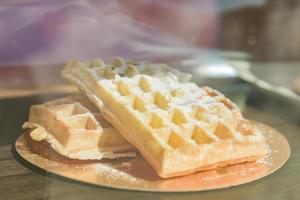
(23, 94, 135, 160)
(81, 57, 192, 82)
(62, 59, 268, 178)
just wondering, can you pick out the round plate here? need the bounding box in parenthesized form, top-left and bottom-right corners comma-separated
(15, 121, 290, 192)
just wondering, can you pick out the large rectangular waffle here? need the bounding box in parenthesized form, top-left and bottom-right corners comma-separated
(23, 94, 135, 160)
(62, 58, 268, 178)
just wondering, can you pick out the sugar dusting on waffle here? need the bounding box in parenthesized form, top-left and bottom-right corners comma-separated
(62, 58, 268, 178)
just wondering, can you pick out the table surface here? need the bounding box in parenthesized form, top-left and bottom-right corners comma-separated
(0, 87, 299, 200)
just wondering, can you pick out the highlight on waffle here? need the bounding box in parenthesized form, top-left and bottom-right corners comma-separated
(57, 57, 269, 178)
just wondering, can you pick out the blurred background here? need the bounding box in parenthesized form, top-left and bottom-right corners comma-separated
(3, 0, 300, 63)
(0, 0, 300, 122)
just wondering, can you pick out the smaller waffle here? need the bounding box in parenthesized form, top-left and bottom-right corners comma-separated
(23, 94, 135, 160)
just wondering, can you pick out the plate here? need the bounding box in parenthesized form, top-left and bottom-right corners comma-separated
(15, 121, 290, 192)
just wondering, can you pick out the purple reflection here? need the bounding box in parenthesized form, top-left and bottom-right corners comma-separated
(0, 0, 218, 65)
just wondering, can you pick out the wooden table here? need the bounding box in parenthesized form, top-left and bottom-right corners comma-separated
(0, 88, 299, 200)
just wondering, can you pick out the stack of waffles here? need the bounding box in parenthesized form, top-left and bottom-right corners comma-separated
(23, 59, 191, 161)
(23, 58, 268, 178)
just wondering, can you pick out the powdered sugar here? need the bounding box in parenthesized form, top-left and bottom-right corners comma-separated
(91, 163, 138, 184)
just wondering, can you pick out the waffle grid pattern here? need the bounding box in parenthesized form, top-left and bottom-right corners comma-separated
(45, 97, 108, 132)
(24, 95, 135, 160)
(83, 57, 192, 82)
(96, 74, 254, 150)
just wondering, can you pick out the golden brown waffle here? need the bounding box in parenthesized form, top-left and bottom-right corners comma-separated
(62, 59, 268, 178)
(23, 94, 135, 160)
